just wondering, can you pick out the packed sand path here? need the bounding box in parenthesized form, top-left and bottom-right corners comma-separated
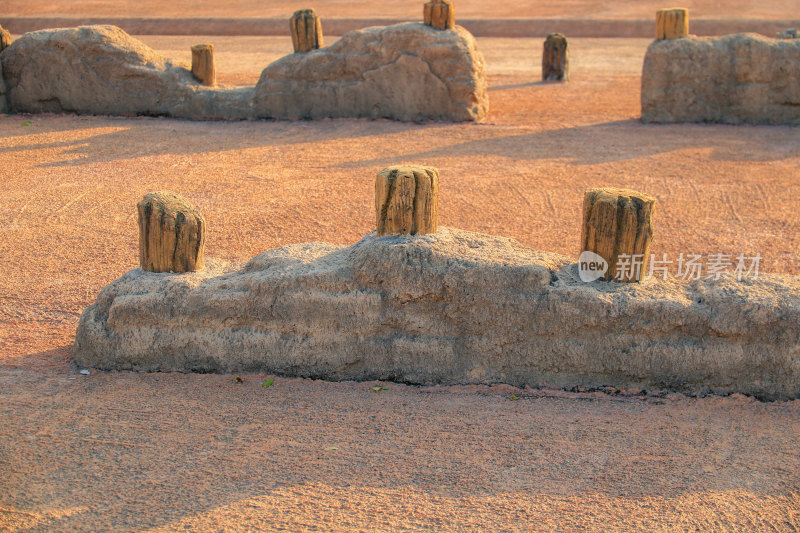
(1, 35, 799, 530)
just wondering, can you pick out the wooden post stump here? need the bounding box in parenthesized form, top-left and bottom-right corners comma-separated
(542, 33, 569, 82)
(581, 188, 655, 283)
(375, 165, 439, 236)
(137, 191, 206, 273)
(291, 8, 323, 53)
(191, 44, 215, 86)
(0, 25, 11, 51)
(656, 8, 689, 40)
(424, 0, 455, 30)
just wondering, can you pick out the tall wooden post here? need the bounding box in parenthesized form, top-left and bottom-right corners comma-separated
(191, 44, 215, 86)
(581, 188, 655, 283)
(138, 191, 206, 273)
(656, 8, 689, 40)
(542, 33, 569, 82)
(424, 0, 455, 30)
(375, 165, 439, 236)
(291, 8, 324, 53)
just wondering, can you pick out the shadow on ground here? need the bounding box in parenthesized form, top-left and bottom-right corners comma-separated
(1, 116, 798, 169)
(1, 368, 798, 530)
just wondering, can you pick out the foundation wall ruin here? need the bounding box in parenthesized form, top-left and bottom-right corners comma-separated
(642, 33, 800, 125)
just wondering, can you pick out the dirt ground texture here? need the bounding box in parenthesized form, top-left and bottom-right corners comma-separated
(1, 29, 799, 532)
(3, 0, 799, 20)
(3, 373, 800, 531)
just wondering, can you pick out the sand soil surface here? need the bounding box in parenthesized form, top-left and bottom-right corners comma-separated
(3, 0, 799, 20)
(1, 37, 799, 530)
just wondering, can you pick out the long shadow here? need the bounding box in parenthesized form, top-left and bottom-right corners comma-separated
(488, 81, 547, 90)
(339, 119, 800, 167)
(5, 363, 797, 532)
(0, 344, 73, 370)
(1, 116, 798, 169)
(0, 115, 452, 167)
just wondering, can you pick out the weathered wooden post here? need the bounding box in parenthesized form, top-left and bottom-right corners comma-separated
(580, 188, 655, 282)
(191, 44, 215, 86)
(291, 8, 324, 53)
(375, 165, 439, 236)
(0, 25, 11, 51)
(424, 0, 455, 30)
(542, 33, 569, 82)
(137, 191, 206, 273)
(656, 8, 689, 40)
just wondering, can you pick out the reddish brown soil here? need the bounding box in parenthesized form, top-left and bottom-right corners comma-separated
(1, 37, 799, 530)
(4, 0, 798, 20)
(3, 374, 799, 531)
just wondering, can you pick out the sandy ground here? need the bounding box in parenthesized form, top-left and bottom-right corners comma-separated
(136, 36, 652, 86)
(3, 0, 799, 20)
(1, 36, 800, 530)
(2, 374, 799, 531)
(4, 0, 798, 40)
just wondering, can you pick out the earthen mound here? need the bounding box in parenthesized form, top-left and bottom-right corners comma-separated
(254, 22, 488, 121)
(642, 33, 800, 125)
(75, 227, 800, 400)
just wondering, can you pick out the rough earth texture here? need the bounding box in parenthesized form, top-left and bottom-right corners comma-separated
(254, 22, 488, 121)
(0, 25, 253, 119)
(2, 0, 797, 22)
(0, 60, 6, 114)
(3, 35, 800, 529)
(0, 23, 487, 122)
(75, 227, 800, 400)
(642, 33, 800, 125)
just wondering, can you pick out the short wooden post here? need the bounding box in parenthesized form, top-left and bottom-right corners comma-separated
(656, 8, 689, 40)
(581, 188, 655, 283)
(137, 191, 206, 273)
(291, 8, 324, 53)
(375, 165, 439, 236)
(542, 33, 569, 82)
(424, 0, 455, 30)
(191, 44, 215, 86)
(0, 25, 11, 51)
